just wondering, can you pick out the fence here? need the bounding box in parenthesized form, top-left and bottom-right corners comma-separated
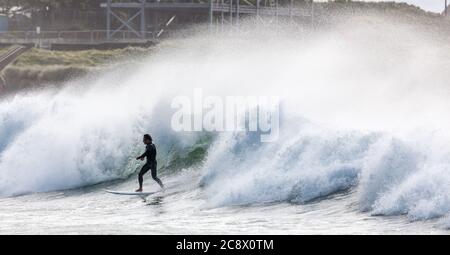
(0, 30, 155, 46)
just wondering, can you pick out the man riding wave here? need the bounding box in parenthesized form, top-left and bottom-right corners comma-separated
(136, 134, 164, 192)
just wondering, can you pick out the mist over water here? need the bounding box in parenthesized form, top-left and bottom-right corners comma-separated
(1, 14, 450, 231)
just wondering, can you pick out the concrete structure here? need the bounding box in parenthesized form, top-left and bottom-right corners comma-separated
(0, 1, 313, 49)
(103, 0, 314, 39)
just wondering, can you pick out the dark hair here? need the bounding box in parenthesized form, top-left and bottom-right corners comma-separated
(143, 134, 152, 142)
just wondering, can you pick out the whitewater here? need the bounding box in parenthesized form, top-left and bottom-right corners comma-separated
(1, 16, 450, 234)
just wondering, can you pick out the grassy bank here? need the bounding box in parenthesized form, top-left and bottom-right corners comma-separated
(1, 46, 154, 92)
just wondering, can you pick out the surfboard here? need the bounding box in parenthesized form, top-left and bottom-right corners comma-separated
(104, 190, 159, 196)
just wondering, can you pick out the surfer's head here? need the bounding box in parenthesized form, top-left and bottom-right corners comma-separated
(143, 134, 152, 144)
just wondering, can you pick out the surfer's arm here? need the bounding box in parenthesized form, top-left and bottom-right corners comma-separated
(136, 148, 149, 160)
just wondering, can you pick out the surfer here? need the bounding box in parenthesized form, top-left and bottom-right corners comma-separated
(135, 134, 164, 192)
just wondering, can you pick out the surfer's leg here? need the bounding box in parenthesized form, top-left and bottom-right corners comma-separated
(151, 163, 164, 189)
(138, 164, 151, 190)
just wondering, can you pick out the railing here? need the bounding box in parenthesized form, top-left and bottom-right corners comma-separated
(0, 45, 30, 71)
(212, 3, 311, 16)
(0, 30, 155, 45)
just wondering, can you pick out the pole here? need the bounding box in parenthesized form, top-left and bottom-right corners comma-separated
(106, 0, 111, 39)
(256, 0, 260, 16)
(209, 0, 214, 31)
(290, 0, 293, 23)
(311, 0, 314, 30)
(230, 0, 233, 25)
(221, 0, 224, 30)
(256, 0, 259, 26)
(446, 0, 448, 16)
(141, 0, 146, 39)
(236, 0, 240, 26)
(276, 0, 279, 25)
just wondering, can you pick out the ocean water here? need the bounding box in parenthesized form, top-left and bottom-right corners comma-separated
(0, 169, 445, 235)
(1, 19, 450, 234)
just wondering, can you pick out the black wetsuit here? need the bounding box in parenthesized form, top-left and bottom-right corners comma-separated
(138, 143, 164, 188)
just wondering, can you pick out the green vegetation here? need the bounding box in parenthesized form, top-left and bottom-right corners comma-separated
(314, 1, 444, 23)
(312, 1, 450, 42)
(1, 46, 154, 92)
(13, 47, 152, 67)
